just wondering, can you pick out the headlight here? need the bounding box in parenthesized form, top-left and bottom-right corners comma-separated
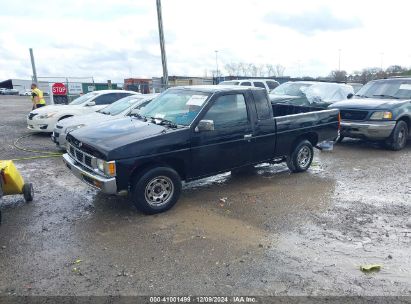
(36, 112, 57, 119)
(65, 124, 85, 134)
(96, 159, 116, 177)
(370, 111, 393, 120)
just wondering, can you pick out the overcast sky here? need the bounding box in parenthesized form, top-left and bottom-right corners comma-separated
(1, 0, 410, 82)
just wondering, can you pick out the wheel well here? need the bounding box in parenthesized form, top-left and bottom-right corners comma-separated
(397, 116, 410, 131)
(58, 115, 73, 121)
(129, 158, 186, 184)
(291, 132, 319, 151)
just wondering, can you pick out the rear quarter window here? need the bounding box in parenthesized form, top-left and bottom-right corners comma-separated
(252, 90, 271, 120)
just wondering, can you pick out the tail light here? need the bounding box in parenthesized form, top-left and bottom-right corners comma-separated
(338, 112, 341, 130)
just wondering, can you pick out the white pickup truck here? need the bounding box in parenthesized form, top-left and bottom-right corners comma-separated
(27, 90, 140, 132)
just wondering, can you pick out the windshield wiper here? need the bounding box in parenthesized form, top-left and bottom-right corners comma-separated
(131, 113, 147, 121)
(149, 116, 178, 128)
(354, 94, 368, 98)
(99, 110, 110, 115)
(372, 94, 400, 99)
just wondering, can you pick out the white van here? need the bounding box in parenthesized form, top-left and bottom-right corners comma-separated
(218, 79, 280, 92)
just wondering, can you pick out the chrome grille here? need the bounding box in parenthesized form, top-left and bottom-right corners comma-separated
(340, 110, 368, 121)
(67, 143, 96, 171)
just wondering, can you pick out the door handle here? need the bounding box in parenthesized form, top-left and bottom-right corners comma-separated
(244, 134, 252, 141)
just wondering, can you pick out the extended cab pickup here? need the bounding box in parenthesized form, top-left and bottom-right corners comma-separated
(63, 86, 339, 214)
(330, 78, 411, 150)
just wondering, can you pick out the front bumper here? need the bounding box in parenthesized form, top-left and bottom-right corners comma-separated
(340, 120, 396, 140)
(62, 153, 117, 194)
(26, 117, 54, 132)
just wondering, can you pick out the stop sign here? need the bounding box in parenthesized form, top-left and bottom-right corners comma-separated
(52, 83, 67, 96)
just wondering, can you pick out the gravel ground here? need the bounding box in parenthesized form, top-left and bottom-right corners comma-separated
(0, 95, 410, 297)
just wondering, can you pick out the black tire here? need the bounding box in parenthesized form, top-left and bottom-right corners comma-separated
(131, 167, 181, 214)
(386, 121, 408, 151)
(22, 183, 34, 202)
(286, 140, 314, 173)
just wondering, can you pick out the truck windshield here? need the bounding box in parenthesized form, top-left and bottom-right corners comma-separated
(355, 80, 411, 99)
(69, 92, 99, 105)
(98, 96, 145, 116)
(139, 89, 211, 126)
(270, 82, 313, 96)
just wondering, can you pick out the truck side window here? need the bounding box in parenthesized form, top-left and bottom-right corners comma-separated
(240, 82, 251, 86)
(252, 90, 271, 120)
(203, 94, 248, 129)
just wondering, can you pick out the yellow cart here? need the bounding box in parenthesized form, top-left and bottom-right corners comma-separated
(0, 160, 34, 223)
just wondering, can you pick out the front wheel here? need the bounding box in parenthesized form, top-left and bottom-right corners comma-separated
(386, 121, 408, 151)
(131, 167, 182, 214)
(286, 140, 314, 173)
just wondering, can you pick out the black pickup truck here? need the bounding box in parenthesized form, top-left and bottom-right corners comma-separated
(63, 86, 339, 214)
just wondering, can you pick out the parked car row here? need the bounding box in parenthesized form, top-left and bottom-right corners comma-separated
(27, 90, 139, 132)
(0, 88, 19, 95)
(260, 78, 410, 151)
(23, 78, 410, 215)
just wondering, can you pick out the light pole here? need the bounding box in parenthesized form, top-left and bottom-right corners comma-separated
(215, 50, 219, 82)
(380, 52, 384, 71)
(29, 48, 38, 84)
(338, 49, 341, 71)
(156, 0, 168, 90)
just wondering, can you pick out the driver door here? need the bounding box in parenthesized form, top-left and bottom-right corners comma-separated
(190, 93, 253, 178)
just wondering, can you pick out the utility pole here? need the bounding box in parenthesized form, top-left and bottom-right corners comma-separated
(338, 49, 341, 71)
(29, 48, 38, 84)
(215, 50, 219, 82)
(156, 0, 168, 90)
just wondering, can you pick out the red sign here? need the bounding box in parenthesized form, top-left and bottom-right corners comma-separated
(52, 83, 67, 95)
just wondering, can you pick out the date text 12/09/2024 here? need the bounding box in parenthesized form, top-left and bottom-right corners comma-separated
(149, 296, 257, 303)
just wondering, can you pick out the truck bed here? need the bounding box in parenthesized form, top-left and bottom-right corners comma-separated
(272, 104, 339, 156)
(272, 103, 325, 117)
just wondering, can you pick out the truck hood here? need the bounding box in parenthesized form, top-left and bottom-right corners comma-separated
(68, 117, 190, 160)
(330, 98, 409, 110)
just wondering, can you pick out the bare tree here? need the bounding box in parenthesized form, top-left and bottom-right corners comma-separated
(250, 64, 258, 77)
(257, 64, 266, 77)
(224, 63, 236, 76)
(329, 70, 347, 82)
(275, 64, 285, 77)
(266, 64, 275, 76)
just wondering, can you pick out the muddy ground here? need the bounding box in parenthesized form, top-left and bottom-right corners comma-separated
(0, 95, 410, 296)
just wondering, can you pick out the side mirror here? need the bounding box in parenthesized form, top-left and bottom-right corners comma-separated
(87, 101, 96, 106)
(347, 93, 354, 99)
(195, 120, 214, 132)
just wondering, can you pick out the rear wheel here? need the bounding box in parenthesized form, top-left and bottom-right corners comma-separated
(131, 167, 181, 214)
(22, 183, 34, 202)
(386, 121, 408, 151)
(286, 140, 314, 173)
